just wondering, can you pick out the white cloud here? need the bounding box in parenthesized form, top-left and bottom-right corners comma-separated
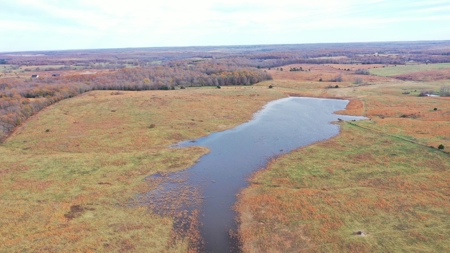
(0, 0, 449, 51)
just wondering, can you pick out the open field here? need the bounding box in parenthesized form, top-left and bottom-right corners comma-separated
(237, 123, 450, 253)
(18, 65, 66, 71)
(256, 64, 391, 97)
(369, 63, 450, 77)
(0, 87, 285, 252)
(0, 60, 142, 80)
(1, 42, 450, 252)
(326, 64, 385, 70)
(0, 64, 128, 79)
(238, 65, 450, 252)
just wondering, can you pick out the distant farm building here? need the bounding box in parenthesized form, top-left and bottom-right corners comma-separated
(31, 74, 39, 78)
(52, 73, 60, 77)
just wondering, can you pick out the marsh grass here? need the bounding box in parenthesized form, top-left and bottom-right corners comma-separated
(0, 88, 285, 252)
(237, 123, 450, 253)
(237, 65, 450, 253)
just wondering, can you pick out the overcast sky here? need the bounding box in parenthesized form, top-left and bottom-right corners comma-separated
(1, 0, 450, 52)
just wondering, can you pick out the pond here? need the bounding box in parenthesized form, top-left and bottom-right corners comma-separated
(143, 97, 366, 253)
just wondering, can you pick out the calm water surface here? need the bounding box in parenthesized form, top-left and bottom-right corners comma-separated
(145, 97, 365, 253)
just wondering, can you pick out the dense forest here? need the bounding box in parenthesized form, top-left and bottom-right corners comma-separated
(1, 40, 450, 140)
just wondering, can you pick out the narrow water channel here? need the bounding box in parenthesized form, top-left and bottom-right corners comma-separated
(144, 97, 365, 253)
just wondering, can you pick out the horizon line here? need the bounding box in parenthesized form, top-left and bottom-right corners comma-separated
(1, 39, 450, 54)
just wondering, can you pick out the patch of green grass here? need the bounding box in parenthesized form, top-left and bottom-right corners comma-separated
(0, 64, 23, 76)
(370, 63, 450, 76)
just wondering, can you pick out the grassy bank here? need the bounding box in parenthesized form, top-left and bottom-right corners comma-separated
(238, 65, 450, 252)
(237, 122, 450, 252)
(0, 87, 285, 252)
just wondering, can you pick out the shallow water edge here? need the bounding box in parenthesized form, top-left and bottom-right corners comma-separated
(143, 97, 366, 253)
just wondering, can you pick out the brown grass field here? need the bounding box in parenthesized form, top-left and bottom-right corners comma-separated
(1, 62, 450, 252)
(239, 64, 450, 252)
(0, 87, 284, 252)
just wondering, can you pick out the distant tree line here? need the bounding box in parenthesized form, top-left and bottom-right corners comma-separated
(2, 40, 450, 140)
(4, 41, 450, 70)
(0, 59, 271, 140)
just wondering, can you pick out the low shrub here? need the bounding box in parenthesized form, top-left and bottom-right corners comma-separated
(355, 69, 370, 75)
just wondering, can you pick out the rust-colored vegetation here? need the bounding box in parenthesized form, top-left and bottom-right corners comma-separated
(393, 68, 450, 81)
(2, 42, 450, 252)
(238, 123, 450, 252)
(237, 61, 450, 252)
(0, 88, 284, 252)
